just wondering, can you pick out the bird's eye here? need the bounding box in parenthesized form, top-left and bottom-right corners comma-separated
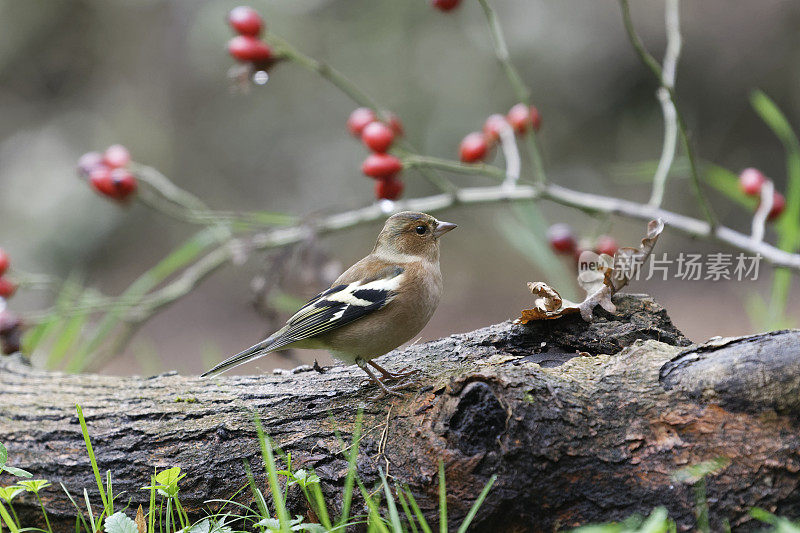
(415, 225, 427, 235)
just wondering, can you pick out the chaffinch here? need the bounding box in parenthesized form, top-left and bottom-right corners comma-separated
(202, 211, 457, 396)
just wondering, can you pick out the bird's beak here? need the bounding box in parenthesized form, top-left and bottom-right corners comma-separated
(433, 221, 458, 238)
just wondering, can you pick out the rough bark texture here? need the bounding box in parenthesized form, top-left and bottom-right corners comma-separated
(2, 293, 800, 532)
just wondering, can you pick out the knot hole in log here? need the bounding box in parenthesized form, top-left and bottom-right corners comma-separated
(448, 381, 507, 456)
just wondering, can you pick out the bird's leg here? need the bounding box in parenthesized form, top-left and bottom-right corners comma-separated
(356, 358, 404, 398)
(368, 360, 419, 382)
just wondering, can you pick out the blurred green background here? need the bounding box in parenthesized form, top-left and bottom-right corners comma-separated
(1, 0, 799, 375)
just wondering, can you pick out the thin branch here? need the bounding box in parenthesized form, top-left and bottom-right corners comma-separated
(648, 0, 681, 208)
(133, 163, 296, 229)
(619, 0, 718, 227)
(475, 0, 530, 104)
(751, 180, 774, 243)
(476, 0, 547, 186)
(402, 155, 506, 181)
(136, 181, 800, 327)
(268, 34, 381, 112)
(497, 120, 521, 189)
(267, 34, 457, 194)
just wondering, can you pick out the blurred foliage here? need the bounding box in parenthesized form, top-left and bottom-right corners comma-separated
(1, 0, 800, 373)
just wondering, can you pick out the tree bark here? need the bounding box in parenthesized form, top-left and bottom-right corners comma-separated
(2, 293, 800, 532)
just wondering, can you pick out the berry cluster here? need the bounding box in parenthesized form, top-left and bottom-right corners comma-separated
(0, 249, 21, 355)
(547, 223, 619, 261)
(78, 145, 138, 202)
(0, 249, 15, 300)
(227, 7, 274, 69)
(459, 103, 542, 163)
(738, 168, 786, 221)
(347, 108, 406, 201)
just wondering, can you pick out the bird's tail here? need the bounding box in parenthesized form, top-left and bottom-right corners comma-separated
(200, 335, 290, 378)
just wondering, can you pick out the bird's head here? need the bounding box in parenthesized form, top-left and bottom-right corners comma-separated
(373, 211, 457, 263)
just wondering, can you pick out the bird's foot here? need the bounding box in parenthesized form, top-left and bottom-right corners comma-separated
(365, 380, 414, 400)
(382, 367, 420, 382)
(368, 360, 420, 382)
(357, 358, 415, 399)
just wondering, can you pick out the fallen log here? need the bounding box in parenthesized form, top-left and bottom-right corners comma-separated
(2, 293, 800, 532)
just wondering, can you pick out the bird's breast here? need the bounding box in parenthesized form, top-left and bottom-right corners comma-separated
(317, 260, 442, 360)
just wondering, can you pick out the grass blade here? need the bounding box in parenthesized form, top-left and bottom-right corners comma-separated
(438, 460, 446, 533)
(148, 474, 156, 533)
(67, 228, 224, 371)
(309, 481, 333, 530)
(456, 475, 496, 533)
(401, 487, 432, 533)
(60, 483, 91, 533)
(379, 471, 403, 533)
(357, 480, 390, 533)
(0, 500, 19, 533)
(396, 484, 419, 533)
(44, 301, 89, 370)
(83, 488, 97, 533)
(243, 460, 270, 519)
(253, 414, 289, 532)
(335, 410, 363, 530)
(702, 165, 758, 209)
(76, 405, 110, 514)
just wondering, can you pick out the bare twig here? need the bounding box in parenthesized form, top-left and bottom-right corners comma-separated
(648, 0, 681, 208)
(136, 182, 800, 325)
(31, 5, 800, 368)
(476, 0, 547, 186)
(266, 34, 457, 194)
(751, 180, 774, 243)
(133, 164, 296, 229)
(619, 0, 718, 228)
(497, 120, 521, 189)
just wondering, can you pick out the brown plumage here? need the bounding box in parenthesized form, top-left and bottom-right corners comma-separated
(201, 211, 457, 397)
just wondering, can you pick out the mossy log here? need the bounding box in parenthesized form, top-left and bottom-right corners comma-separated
(2, 294, 800, 532)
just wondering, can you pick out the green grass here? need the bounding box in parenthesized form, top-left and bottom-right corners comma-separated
(0, 406, 497, 533)
(3, 410, 799, 532)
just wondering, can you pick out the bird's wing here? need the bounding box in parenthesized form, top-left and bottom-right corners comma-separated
(201, 264, 404, 377)
(278, 264, 405, 342)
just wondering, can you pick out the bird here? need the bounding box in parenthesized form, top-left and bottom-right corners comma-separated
(201, 211, 457, 396)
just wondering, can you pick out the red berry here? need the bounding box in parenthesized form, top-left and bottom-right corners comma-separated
(483, 114, 507, 143)
(77, 151, 105, 178)
(530, 106, 542, 132)
(375, 178, 404, 201)
(228, 35, 272, 63)
(347, 108, 378, 137)
(760, 191, 786, 221)
(547, 223, 577, 254)
(507, 104, 530, 134)
(739, 167, 767, 197)
(0, 310, 21, 336)
(362, 153, 403, 180)
(361, 122, 395, 153)
(103, 144, 131, 169)
(386, 113, 404, 137)
(594, 235, 619, 257)
(0, 278, 16, 299)
(507, 104, 542, 134)
(228, 6, 264, 37)
(110, 168, 138, 201)
(89, 167, 116, 197)
(459, 132, 490, 163)
(431, 0, 461, 11)
(0, 249, 8, 276)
